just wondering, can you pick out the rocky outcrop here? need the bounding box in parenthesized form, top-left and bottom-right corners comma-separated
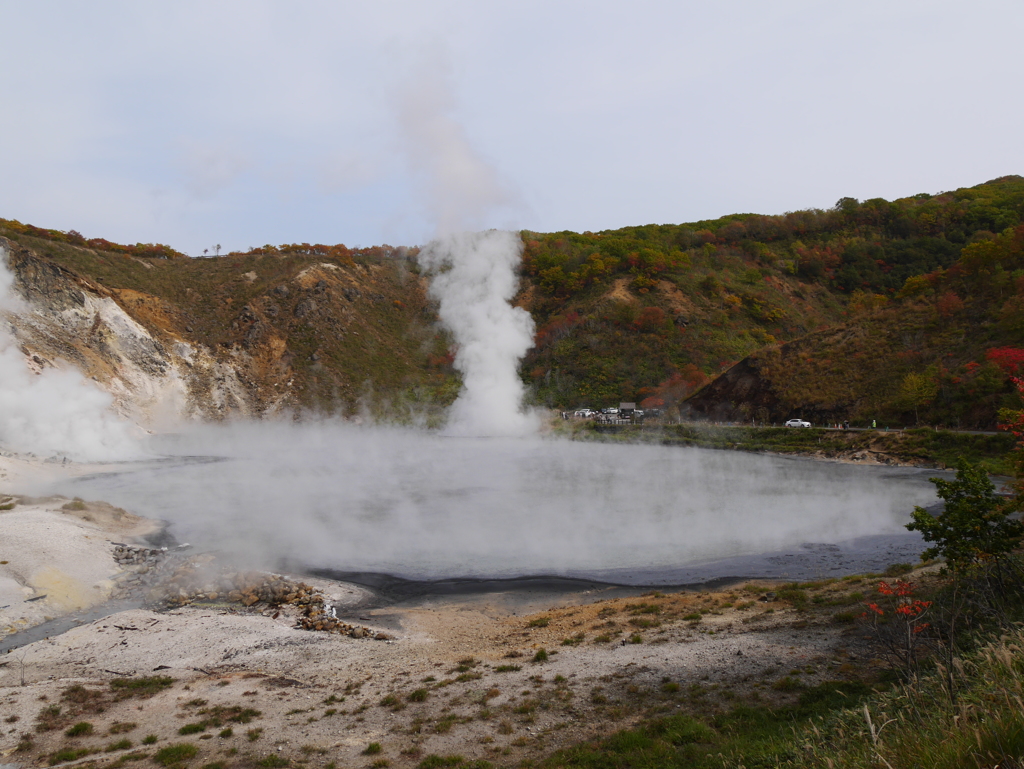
(684, 325, 867, 424)
(0, 237, 439, 427)
(682, 356, 782, 423)
(2, 237, 255, 424)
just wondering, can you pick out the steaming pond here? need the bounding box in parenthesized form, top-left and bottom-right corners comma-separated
(49, 423, 942, 585)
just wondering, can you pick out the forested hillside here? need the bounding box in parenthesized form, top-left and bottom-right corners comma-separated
(686, 219, 1024, 428)
(2, 175, 1023, 425)
(520, 175, 1024, 417)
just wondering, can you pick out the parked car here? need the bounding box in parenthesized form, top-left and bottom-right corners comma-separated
(785, 418, 812, 428)
(574, 408, 596, 418)
(601, 407, 619, 415)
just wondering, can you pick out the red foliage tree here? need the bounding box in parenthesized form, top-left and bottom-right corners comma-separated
(935, 290, 965, 318)
(632, 307, 667, 333)
(985, 347, 1024, 377)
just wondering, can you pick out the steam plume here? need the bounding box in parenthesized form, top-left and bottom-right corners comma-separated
(419, 231, 538, 436)
(398, 49, 536, 435)
(0, 248, 140, 461)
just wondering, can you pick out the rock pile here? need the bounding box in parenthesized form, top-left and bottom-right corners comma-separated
(110, 545, 390, 641)
(109, 544, 182, 600)
(112, 544, 167, 566)
(217, 572, 392, 641)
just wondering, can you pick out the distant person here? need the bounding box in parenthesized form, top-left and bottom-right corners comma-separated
(872, 419, 876, 429)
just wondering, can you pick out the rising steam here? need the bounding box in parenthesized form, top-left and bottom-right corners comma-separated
(398, 49, 536, 435)
(50, 421, 939, 583)
(0, 248, 141, 461)
(418, 231, 538, 436)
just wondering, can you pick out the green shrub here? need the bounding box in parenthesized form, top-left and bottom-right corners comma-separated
(772, 676, 804, 692)
(775, 587, 809, 608)
(110, 676, 174, 699)
(153, 743, 199, 766)
(255, 756, 289, 768)
(417, 755, 468, 768)
(49, 747, 93, 765)
(907, 460, 1024, 569)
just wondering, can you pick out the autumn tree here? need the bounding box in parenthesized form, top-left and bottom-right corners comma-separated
(897, 371, 938, 426)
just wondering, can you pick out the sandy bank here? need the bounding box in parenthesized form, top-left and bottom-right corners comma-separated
(0, 494, 162, 639)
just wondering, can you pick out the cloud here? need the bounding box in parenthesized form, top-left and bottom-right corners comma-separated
(0, 2, 1020, 253)
(316, 152, 385, 195)
(176, 139, 252, 198)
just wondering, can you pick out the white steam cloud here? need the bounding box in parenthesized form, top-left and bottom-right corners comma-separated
(419, 231, 538, 436)
(0, 248, 141, 461)
(48, 422, 939, 583)
(398, 49, 536, 435)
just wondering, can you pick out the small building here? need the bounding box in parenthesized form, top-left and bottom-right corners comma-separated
(619, 402, 636, 419)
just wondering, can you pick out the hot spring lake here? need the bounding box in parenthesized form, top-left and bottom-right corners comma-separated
(44, 423, 944, 585)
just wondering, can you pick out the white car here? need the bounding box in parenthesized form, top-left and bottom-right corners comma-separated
(785, 419, 812, 428)
(574, 408, 596, 418)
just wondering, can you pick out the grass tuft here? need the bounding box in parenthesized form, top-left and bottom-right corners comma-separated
(65, 721, 94, 737)
(153, 743, 199, 766)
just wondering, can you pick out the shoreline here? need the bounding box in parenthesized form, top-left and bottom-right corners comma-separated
(0, 447, 922, 767)
(562, 420, 1016, 474)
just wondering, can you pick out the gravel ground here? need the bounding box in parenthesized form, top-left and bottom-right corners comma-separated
(1, 574, 879, 768)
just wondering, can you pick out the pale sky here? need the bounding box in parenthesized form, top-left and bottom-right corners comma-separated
(1, 1, 1021, 256)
